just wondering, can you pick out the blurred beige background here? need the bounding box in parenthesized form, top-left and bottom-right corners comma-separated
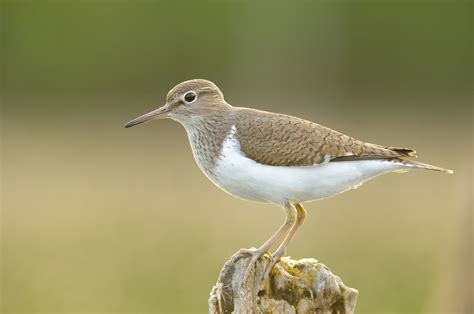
(1, 1, 472, 313)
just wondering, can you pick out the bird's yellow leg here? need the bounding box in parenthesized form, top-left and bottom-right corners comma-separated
(262, 203, 307, 280)
(232, 203, 296, 258)
(234, 203, 297, 284)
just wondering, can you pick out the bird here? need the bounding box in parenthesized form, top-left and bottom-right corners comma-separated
(125, 79, 453, 281)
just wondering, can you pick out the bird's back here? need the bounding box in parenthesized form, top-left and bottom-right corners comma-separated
(233, 107, 415, 167)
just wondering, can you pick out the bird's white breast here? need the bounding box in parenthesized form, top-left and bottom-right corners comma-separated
(203, 125, 408, 205)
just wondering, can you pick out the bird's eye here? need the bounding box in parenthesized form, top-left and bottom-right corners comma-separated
(184, 91, 197, 103)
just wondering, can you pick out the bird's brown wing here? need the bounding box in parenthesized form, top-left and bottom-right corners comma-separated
(234, 108, 416, 167)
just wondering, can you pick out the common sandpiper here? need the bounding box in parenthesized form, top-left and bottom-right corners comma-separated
(125, 79, 453, 280)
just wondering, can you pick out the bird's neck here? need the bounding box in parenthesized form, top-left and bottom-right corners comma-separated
(177, 107, 235, 172)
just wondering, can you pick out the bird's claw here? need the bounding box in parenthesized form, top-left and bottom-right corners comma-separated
(231, 247, 258, 259)
(259, 250, 285, 288)
(231, 247, 270, 289)
(231, 247, 287, 291)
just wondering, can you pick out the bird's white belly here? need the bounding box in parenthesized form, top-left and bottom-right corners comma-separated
(203, 127, 407, 205)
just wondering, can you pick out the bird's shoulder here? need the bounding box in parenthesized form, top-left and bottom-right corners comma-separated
(232, 107, 415, 166)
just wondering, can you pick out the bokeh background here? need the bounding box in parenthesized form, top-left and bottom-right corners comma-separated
(1, 1, 472, 313)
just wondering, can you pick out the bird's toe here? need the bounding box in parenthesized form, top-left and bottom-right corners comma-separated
(231, 247, 258, 259)
(260, 250, 285, 284)
(234, 248, 270, 288)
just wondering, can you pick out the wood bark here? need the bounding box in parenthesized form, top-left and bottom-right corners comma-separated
(209, 253, 358, 314)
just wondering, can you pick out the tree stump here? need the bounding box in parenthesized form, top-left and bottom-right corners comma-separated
(209, 252, 358, 314)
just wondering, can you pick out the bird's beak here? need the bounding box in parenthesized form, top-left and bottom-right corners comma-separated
(125, 104, 170, 128)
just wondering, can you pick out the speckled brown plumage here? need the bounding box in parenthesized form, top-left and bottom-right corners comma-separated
(233, 108, 416, 167)
(127, 79, 451, 173)
(184, 113, 233, 176)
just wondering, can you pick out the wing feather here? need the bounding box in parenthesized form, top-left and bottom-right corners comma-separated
(234, 108, 416, 166)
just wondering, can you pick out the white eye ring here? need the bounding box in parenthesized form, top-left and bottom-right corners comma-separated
(183, 91, 197, 103)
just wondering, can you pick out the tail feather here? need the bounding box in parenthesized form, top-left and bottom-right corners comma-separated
(396, 158, 454, 174)
(387, 147, 417, 157)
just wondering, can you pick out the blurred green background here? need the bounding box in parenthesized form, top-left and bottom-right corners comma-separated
(1, 0, 472, 313)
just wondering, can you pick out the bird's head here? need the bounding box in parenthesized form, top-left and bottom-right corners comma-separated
(125, 79, 228, 128)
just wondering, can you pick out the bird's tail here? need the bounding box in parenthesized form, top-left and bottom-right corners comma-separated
(396, 158, 454, 174)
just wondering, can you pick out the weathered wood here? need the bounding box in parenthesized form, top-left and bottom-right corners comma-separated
(209, 252, 358, 314)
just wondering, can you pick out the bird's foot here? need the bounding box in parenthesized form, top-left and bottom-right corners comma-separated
(230, 247, 288, 291)
(259, 249, 285, 287)
(230, 247, 258, 259)
(231, 247, 270, 289)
